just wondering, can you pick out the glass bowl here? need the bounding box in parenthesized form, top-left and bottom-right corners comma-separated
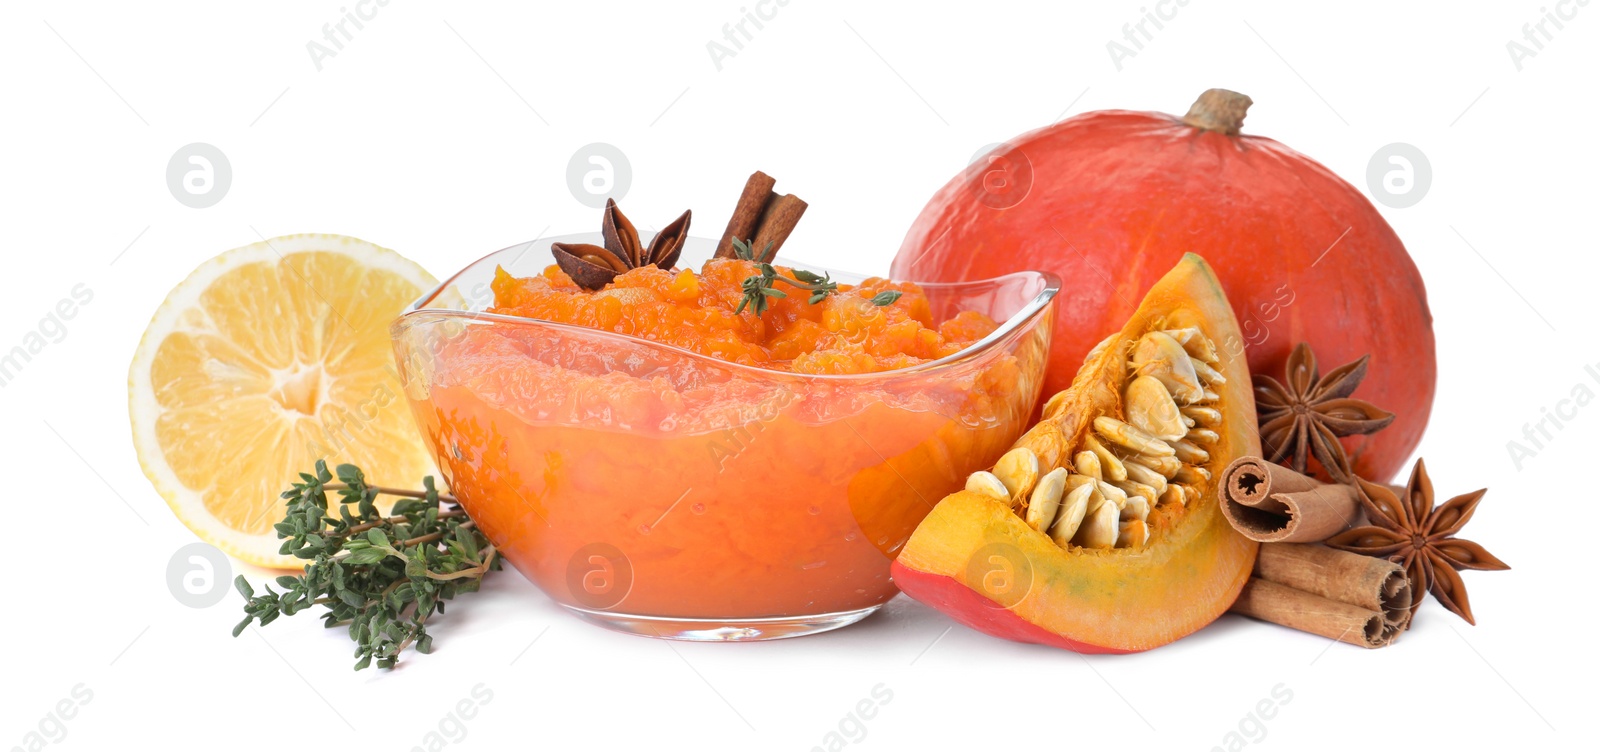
(390, 233, 1057, 641)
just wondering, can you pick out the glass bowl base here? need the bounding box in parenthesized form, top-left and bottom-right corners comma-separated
(561, 604, 882, 642)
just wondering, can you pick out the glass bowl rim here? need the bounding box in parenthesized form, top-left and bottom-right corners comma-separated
(394, 234, 1060, 382)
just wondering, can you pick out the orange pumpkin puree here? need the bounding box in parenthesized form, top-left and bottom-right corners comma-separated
(409, 260, 1032, 618)
(488, 260, 1000, 373)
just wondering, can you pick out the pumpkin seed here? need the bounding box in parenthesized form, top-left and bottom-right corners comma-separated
(1096, 480, 1128, 506)
(1065, 473, 1097, 494)
(1025, 467, 1069, 533)
(1094, 416, 1176, 457)
(1124, 375, 1187, 441)
(1181, 405, 1222, 427)
(1049, 483, 1095, 547)
(993, 448, 1040, 502)
(1159, 484, 1186, 508)
(1122, 460, 1168, 496)
(1083, 435, 1129, 482)
(1083, 484, 1111, 516)
(1014, 422, 1066, 471)
(1074, 497, 1120, 549)
(1187, 427, 1220, 446)
(1171, 439, 1210, 465)
(1173, 465, 1211, 485)
(1191, 357, 1226, 385)
(1117, 520, 1150, 548)
(1128, 452, 1182, 478)
(1161, 327, 1219, 363)
(1131, 331, 1204, 403)
(1073, 450, 1102, 481)
(965, 471, 1010, 500)
(1120, 494, 1150, 522)
(1111, 478, 1158, 502)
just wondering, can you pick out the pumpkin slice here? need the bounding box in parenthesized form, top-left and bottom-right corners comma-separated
(890, 254, 1259, 653)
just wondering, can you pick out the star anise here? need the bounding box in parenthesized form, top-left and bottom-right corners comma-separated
(1326, 460, 1509, 625)
(1254, 342, 1395, 483)
(551, 198, 691, 290)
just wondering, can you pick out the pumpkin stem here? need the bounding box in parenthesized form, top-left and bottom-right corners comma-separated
(1181, 89, 1253, 136)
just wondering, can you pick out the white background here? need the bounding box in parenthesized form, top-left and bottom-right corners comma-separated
(1, 1, 1592, 750)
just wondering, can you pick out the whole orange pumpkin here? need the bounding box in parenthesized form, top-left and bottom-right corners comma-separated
(892, 89, 1433, 483)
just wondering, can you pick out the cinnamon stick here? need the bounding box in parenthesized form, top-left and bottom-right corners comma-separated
(749, 194, 807, 262)
(1231, 578, 1398, 649)
(714, 171, 807, 261)
(1255, 543, 1411, 628)
(715, 171, 776, 259)
(1220, 457, 1362, 543)
(1229, 543, 1412, 648)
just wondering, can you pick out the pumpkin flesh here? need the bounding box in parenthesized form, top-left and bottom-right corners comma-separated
(891, 254, 1259, 652)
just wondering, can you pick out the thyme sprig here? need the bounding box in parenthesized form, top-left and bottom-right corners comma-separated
(231, 461, 499, 670)
(731, 238, 903, 315)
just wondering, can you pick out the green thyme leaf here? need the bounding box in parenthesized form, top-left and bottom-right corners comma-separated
(230, 462, 499, 671)
(737, 260, 844, 317)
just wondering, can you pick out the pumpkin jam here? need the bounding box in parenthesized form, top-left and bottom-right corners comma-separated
(489, 260, 1001, 374)
(403, 259, 1042, 619)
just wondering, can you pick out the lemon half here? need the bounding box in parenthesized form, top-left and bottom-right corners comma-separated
(130, 234, 439, 568)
